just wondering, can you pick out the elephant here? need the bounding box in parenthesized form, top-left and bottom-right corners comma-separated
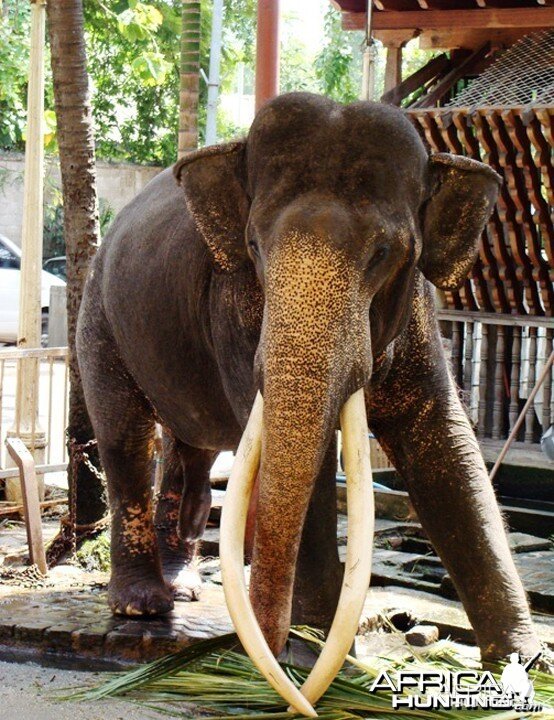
(77, 92, 540, 679)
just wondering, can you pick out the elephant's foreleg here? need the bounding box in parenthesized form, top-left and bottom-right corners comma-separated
(78, 314, 172, 617)
(372, 382, 540, 661)
(154, 437, 215, 600)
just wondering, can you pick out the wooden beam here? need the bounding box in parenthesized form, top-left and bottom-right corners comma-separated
(381, 52, 450, 106)
(6, 437, 48, 575)
(342, 8, 554, 31)
(0, 497, 67, 518)
(372, 29, 420, 46)
(412, 42, 490, 108)
(419, 28, 537, 50)
(435, 309, 553, 330)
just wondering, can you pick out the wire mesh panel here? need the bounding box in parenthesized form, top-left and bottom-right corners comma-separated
(447, 30, 554, 109)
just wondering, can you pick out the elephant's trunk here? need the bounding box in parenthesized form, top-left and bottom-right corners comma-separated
(251, 369, 335, 655)
(220, 233, 375, 715)
(251, 234, 365, 655)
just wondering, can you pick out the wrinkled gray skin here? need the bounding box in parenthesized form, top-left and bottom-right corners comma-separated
(77, 93, 540, 662)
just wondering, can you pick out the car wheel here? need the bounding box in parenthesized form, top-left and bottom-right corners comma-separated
(41, 310, 49, 348)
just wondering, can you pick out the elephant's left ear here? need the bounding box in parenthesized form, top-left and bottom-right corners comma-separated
(174, 141, 249, 273)
(418, 153, 502, 290)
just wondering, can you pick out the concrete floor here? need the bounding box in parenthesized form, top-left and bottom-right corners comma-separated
(0, 660, 169, 720)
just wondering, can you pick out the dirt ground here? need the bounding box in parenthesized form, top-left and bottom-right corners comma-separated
(0, 659, 170, 720)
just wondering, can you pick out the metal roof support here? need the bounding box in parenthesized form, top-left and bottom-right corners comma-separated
(360, 0, 378, 101)
(255, 0, 280, 112)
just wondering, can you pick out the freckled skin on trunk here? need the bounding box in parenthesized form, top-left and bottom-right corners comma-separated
(249, 232, 370, 655)
(291, 437, 343, 632)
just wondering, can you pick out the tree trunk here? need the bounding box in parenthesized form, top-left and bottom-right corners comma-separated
(178, 0, 201, 157)
(47, 0, 107, 525)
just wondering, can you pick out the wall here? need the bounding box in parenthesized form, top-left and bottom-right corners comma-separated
(0, 152, 163, 247)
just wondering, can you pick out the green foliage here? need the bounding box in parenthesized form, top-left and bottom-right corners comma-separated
(281, 38, 319, 95)
(43, 193, 65, 260)
(84, 0, 182, 166)
(221, 0, 256, 66)
(99, 197, 116, 236)
(43, 195, 115, 260)
(215, 0, 256, 140)
(315, 7, 362, 104)
(76, 529, 111, 572)
(0, 0, 438, 167)
(0, 4, 31, 150)
(72, 627, 554, 719)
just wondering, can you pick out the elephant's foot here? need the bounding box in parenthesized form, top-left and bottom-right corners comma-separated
(480, 631, 543, 666)
(108, 573, 174, 617)
(163, 561, 203, 601)
(156, 518, 202, 601)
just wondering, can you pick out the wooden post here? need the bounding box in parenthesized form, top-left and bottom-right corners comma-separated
(6, 437, 48, 575)
(6, 0, 47, 504)
(384, 43, 403, 94)
(509, 327, 522, 433)
(492, 325, 505, 440)
(255, 0, 280, 112)
(525, 327, 538, 443)
(542, 329, 553, 430)
(478, 323, 489, 437)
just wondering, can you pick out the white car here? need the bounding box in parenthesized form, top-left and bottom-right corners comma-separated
(0, 234, 66, 345)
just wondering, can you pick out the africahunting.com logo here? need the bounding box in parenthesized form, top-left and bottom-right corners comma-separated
(369, 652, 544, 711)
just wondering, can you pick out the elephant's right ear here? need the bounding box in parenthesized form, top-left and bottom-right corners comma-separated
(174, 141, 249, 273)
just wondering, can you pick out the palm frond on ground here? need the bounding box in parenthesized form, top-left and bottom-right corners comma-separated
(68, 627, 554, 720)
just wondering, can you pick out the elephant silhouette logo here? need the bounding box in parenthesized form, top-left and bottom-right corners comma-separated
(501, 652, 540, 706)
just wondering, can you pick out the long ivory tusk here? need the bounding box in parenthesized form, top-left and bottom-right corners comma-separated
(295, 388, 374, 706)
(219, 391, 318, 718)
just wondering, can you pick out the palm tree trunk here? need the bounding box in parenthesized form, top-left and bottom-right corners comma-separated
(47, 0, 107, 526)
(178, 0, 201, 157)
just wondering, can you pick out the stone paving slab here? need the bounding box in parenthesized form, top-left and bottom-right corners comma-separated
(1, 516, 552, 670)
(0, 580, 232, 669)
(1, 570, 552, 672)
(362, 586, 554, 648)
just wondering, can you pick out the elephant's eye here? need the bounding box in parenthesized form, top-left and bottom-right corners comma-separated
(248, 240, 260, 257)
(366, 245, 389, 273)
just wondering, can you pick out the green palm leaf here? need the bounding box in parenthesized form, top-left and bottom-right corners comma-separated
(67, 627, 554, 720)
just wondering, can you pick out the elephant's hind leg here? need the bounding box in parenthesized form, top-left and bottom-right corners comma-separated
(154, 436, 215, 600)
(78, 319, 172, 616)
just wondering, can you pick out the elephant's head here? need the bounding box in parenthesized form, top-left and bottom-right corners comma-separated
(175, 93, 500, 704)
